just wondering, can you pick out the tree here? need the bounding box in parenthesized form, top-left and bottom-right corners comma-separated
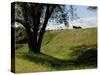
(70, 5, 74, 21)
(11, 2, 68, 53)
(87, 6, 97, 12)
(69, 5, 78, 21)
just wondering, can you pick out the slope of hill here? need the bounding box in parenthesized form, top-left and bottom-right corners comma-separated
(41, 28, 97, 60)
(15, 28, 97, 73)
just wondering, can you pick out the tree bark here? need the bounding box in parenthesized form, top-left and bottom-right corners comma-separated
(30, 4, 43, 53)
(22, 3, 36, 52)
(37, 5, 56, 52)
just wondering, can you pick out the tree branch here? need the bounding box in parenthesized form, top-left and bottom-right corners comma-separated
(15, 19, 25, 26)
(37, 5, 56, 51)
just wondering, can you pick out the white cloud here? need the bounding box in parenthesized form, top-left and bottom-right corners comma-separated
(46, 23, 66, 30)
(46, 17, 97, 30)
(69, 17, 97, 28)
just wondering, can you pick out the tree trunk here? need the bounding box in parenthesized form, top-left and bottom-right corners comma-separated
(23, 4, 55, 53)
(25, 27, 40, 53)
(37, 18, 48, 52)
(37, 5, 56, 52)
(25, 28, 34, 52)
(30, 5, 42, 53)
(22, 3, 37, 53)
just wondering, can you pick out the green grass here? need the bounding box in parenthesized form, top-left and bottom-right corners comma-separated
(14, 28, 97, 73)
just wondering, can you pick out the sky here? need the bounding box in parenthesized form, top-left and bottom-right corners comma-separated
(74, 5, 97, 18)
(15, 4, 97, 30)
(46, 5, 97, 30)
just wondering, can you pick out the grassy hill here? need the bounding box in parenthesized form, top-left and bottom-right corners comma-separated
(15, 28, 97, 73)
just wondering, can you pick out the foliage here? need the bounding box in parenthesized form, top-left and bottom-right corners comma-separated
(15, 26, 27, 44)
(14, 2, 69, 30)
(12, 2, 69, 53)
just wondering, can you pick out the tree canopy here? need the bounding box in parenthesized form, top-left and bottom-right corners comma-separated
(12, 2, 69, 53)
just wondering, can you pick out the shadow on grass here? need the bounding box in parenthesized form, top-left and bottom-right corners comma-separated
(17, 44, 97, 70)
(19, 52, 79, 70)
(69, 44, 97, 65)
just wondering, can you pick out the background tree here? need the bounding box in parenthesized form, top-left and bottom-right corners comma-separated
(70, 5, 74, 21)
(69, 5, 78, 21)
(12, 2, 69, 53)
(87, 6, 97, 11)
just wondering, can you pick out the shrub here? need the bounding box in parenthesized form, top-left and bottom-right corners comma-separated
(15, 26, 27, 44)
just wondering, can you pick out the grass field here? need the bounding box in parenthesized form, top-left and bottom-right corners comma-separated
(14, 28, 97, 73)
